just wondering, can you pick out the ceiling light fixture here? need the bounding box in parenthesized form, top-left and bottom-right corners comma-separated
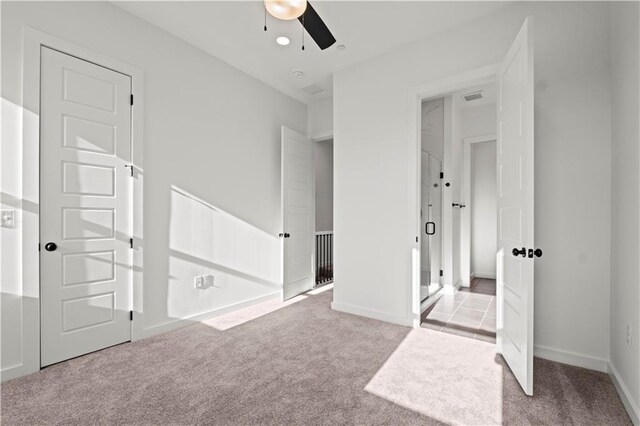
(264, 0, 307, 21)
(276, 36, 290, 46)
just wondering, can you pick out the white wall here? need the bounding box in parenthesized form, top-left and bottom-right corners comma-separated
(461, 104, 496, 139)
(333, 2, 612, 364)
(1, 1, 306, 380)
(471, 142, 497, 279)
(609, 1, 640, 420)
(307, 97, 333, 140)
(314, 140, 333, 232)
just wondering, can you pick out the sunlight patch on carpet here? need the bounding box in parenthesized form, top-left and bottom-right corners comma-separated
(365, 328, 504, 425)
(201, 293, 308, 331)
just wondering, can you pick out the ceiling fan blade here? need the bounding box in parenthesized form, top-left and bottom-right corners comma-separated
(298, 2, 336, 50)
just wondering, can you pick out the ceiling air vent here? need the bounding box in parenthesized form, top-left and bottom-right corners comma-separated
(302, 83, 325, 95)
(462, 90, 484, 102)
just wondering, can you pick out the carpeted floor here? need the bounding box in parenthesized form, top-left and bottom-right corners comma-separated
(0, 287, 631, 425)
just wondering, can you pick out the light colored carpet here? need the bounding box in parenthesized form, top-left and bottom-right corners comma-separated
(1, 287, 631, 425)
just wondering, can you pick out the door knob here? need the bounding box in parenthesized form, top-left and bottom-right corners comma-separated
(534, 248, 543, 257)
(44, 242, 57, 252)
(512, 247, 526, 257)
(279, 233, 290, 238)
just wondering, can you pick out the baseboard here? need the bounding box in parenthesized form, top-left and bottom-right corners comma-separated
(455, 280, 468, 289)
(475, 273, 496, 279)
(134, 292, 281, 340)
(443, 283, 460, 295)
(534, 344, 608, 372)
(608, 362, 640, 425)
(1, 363, 38, 383)
(331, 302, 412, 327)
(420, 289, 444, 313)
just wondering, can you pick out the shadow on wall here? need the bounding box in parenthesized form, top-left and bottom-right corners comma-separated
(165, 185, 281, 320)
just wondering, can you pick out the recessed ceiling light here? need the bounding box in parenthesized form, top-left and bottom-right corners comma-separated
(336, 44, 346, 51)
(292, 70, 304, 78)
(276, 36, 290, 46)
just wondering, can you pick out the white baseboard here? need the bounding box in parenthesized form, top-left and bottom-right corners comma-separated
(1, 363, 39, 383)
(474, 273, 496, 279)
(608, 362, 640, 425)
(134, 292, 280, 340)
(331, 302, 412, 327)
(455, 280, 468, 289)
(534, 344, 608, 372)
(420, 290, 444, 313)
(443, 284, 459, 295)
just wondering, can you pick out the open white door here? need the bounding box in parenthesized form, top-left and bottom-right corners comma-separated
(496, 18, 535, 395)
(281, 126, 314, 300)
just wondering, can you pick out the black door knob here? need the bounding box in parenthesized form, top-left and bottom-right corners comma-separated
(284, 233, 290, 238)
(534, 248, 543, 258)
(44, 242, 57, 252)
(512, 247, 526, 257)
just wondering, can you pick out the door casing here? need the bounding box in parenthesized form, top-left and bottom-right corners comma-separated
(461, 134, 498, 287)
(5, 28, 144, 381)
(408, 64, 500, 327)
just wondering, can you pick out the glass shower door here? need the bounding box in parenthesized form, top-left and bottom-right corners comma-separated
(420, 152, 443, 302)
(428, 156, 443, 295)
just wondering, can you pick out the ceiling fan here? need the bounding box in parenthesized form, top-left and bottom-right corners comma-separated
(264, 0, 336, 50)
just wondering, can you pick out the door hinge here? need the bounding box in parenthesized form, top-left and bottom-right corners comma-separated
(440, 172, 444, 179)
(416, 236, 419, 243)
(439, 270, 443, 277)
(125, 164, 134, 177)
(130, 94, 134, 105)
(129, 237, 134, 249)
(130, 310, 133, 321)
(38, 243, 41, 252)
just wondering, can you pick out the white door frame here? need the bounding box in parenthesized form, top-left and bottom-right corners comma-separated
(7, 27, 144, 381)
(461, 134, 497, 288)
(407, 64, 499, 327)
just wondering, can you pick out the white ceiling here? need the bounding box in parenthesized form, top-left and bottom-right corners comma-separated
(115, 1, 511, 104)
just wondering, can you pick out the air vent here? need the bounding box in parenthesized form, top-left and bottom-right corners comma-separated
(302, 83, 325, 95)
(462, 90, 484, 102)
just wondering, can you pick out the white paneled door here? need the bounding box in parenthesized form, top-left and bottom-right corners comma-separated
(40, 47, 132, 367)
(496, 18, 535, 395)
(281, 126, 314, 300)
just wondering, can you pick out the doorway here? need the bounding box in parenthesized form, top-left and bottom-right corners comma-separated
(39, 47, 133, 366)
(280, 129, 334, 301)
(419, 82, 498, 343)
(420, 97, 445, 303)
(411, 17, 535, 397)
(313, 138, 334, 287)
(468, 138, 497, 287)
